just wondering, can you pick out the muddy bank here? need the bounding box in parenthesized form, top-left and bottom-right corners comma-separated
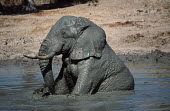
(0, 49, 170, 66)
(119, 49, 170, 64)
(0, 0, 170, 65)
(0, 56, 61, 66)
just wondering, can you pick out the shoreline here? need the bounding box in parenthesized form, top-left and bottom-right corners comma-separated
(1, 49, 170, 66)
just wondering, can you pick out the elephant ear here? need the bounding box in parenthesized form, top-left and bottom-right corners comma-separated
(70, 17, 106, 60)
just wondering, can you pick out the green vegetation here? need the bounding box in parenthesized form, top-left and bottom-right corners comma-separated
(88, 0, 99, 6)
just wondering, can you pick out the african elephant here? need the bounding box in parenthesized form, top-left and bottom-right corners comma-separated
(24, 16, 134, 95)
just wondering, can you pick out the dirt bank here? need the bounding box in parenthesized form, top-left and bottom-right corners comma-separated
(0, 0, 170, 65)
(1, 49, 170, 66)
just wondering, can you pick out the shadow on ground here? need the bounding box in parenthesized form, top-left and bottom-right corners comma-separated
(0, 0, 94, 15)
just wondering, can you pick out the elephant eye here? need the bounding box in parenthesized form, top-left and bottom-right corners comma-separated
(62, 27, 77, 39)
(70, 27, 77, 34)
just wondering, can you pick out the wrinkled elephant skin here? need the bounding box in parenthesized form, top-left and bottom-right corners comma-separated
(25, 16, 135, 96)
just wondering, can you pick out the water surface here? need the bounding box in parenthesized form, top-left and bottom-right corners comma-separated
(0, 63, 170, 111)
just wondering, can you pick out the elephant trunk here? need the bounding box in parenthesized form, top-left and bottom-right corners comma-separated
(38, 37, 63, 94)
(38, 39, 55, 94)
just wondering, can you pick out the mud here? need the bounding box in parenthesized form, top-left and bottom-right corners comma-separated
(119, 49, 170, 64)
(0, 49, 170, 67)
(1, 0, 170, 63)
(0, 0, 170, 64)
(1, 1, 170, 110)
(1, 62, 170, 110)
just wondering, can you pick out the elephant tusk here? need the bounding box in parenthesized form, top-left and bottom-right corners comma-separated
(23, 54, 38, 59)
(24, 52, 56, 60)
(36, 52, 56, 60)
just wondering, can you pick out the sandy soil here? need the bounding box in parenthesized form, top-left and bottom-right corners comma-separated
(0, 0, 170, 64)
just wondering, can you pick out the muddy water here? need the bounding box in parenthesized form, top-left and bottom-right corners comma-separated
(0, 63, 170, 111)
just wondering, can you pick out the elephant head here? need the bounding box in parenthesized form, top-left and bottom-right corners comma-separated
(24, 16, 106, 94)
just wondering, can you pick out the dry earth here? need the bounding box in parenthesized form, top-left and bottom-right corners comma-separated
(0, 0, 170, 64)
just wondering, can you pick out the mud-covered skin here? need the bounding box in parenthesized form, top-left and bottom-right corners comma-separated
(32, 16, 134, 96)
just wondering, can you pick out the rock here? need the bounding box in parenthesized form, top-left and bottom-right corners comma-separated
(136, 9, 144, 13)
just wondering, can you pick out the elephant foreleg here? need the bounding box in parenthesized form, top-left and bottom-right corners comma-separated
(71, 57, 100, 95)
(54, 66, 70, 94)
